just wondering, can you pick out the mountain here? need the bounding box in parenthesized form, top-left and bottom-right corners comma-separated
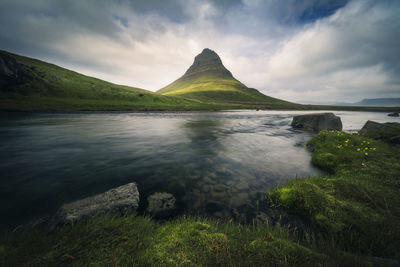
(0, 50, 217, 111)
(352, 98, 400, 107)
(157, 48, 289, 104)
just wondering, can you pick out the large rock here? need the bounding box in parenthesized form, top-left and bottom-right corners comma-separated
(54, 182, 139, 225)
(147, 192, 176, 218)
(359, 121, 397, 135)
(291, 113, 342, 132)
(359, 121, 400, 145)
(388, 112, 399, 117)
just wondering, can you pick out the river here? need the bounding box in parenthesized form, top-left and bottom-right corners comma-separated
(0, 110, 398, 231)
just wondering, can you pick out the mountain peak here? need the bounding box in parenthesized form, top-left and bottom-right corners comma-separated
(184, 48, 231, 77)
(157, 48, 289, 105)
(197, 48, 221, 62)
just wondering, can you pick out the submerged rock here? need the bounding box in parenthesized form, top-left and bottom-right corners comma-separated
(147, 192, 176, 218)
(54, 182, 139, 226)
(388, 112, 399, 117)
(291, 113, 342, 132)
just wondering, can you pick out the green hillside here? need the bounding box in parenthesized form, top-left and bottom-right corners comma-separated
(0, 50, 222, 111)
(157, 48, 290, 104)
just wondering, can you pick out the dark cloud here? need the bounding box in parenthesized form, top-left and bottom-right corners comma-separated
(117, 0, 189, 23)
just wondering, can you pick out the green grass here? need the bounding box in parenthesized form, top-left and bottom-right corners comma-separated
(269, 131, 400, 260)
(2, 130, 399, 266)
(1, 215, 371, 266)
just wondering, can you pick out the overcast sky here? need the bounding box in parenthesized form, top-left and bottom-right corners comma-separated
(1, 0, 399, 103)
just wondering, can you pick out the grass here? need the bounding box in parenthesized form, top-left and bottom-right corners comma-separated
(1, 215, 369, 266)
(269, 130, 400, 259)
(1, 130, 399, 266)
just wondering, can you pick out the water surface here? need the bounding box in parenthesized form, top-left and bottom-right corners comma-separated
(0, 110, 398, 230)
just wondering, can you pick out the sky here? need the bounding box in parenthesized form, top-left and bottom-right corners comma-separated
(0, 0, 399, 103)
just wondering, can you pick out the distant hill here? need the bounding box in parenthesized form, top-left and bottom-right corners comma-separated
(301, 98, 400, 107)
(0, 50, 222, 111)
(157, 48, 290, 104)
(352, 98, 400, 107)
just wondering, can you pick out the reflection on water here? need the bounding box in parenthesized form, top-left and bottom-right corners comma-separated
(0, 110, 398, 231)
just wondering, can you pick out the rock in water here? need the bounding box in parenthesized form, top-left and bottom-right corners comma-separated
(54, 183, 139, 225)
(359, 121, 400, 145)
(359, 121, 396, 135)
(291, 113, 342, 132)
(147, 192, 176, 218)
(388, 112, 399, 117)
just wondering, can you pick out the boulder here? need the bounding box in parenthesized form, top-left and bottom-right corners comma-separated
(388, 112, 399, 117)
(359, 121, 400, 145)
(359, 121, 398, 135)
(147, 192, 176, 218)
(291, 113, 342, 132)
(54, 182, 139, 225)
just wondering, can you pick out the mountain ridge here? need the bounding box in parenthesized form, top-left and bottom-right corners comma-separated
(0, 50, 221, 111)
(157, 48, 290, 104)
(353, 98, 400, 107)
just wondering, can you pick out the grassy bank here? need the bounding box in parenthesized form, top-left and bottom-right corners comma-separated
(270, 130, 400, 260)
(1, 131, 399, 266)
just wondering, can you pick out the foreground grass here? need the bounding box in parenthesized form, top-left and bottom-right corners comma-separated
(2, 215, 369, 266)
(1, 131, 399, 266)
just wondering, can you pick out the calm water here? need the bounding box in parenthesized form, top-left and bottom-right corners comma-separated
(0, 110, 398, 231)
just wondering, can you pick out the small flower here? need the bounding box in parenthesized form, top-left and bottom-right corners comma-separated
(365, 152, 368, 156)
(357, 148, 360, 151)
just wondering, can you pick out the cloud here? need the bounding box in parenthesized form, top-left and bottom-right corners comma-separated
(262, 0, 400, 102)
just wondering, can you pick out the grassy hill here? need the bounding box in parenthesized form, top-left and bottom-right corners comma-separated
(157, 48, 291, 105)
(0, 50, 224, 111)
